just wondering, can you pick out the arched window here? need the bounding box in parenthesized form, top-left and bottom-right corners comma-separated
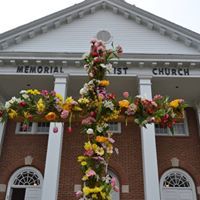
(160, 168, 197, 200)
(6, 167, 43, 200)
(108, 169, 120, 200)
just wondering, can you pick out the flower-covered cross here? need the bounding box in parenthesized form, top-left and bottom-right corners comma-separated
(0, 39, 186, 200)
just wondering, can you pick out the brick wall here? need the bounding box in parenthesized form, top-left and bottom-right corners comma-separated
(0, 107, 200, 200)
(0, 121, 48, 200)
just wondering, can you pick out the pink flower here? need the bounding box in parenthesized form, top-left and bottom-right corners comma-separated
(86, 169, 96, 177)
(22, 124, 28, 131)
(75, 191, 83, 198)
(116, 45, 123, 54)
(113, 186, 119, 192)
(61, 110, 69, 119)
(111, 177, 116, 187)
(108, 137, 115, 143)
(41, 90, 49, 96)
(123, 92, 129, 99)
(84, 150, 94, 156)
(53, 127, 58, 133)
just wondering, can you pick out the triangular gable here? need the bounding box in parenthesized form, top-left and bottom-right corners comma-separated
(0, 0, 200, 54)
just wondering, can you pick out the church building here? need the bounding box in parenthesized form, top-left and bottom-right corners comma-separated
(0, 0, 200, 199)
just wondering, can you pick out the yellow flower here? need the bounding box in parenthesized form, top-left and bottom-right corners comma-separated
(83, 186, 91, 196)
(56, 93, 63, 102)
(78, 98, 89, 104)
(169, 99, 180, 108)
(45, 112, 57, 121)
(92, 144, 98, 151)
(62, 97, 75, 111)
(82, 175, 88, 181)
(100, 191, 106, 199)
(37, 98, 45, 113)
(77, 156, 86, 162)
(27, 89, 40, 95)
(84, 141, 93, 151)
(8, 109, 17, 119)
(119, 100, 130, 108)
(92, 194, 98, 199)
(95, 147, 104, 156)
(95, 136, 108, 143)
(81, 161, 87, 166)
(99, 80, 110, 87)
(23, 112, 31, 119)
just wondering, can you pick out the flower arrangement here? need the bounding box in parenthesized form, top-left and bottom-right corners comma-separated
(0, 39, 187, 200)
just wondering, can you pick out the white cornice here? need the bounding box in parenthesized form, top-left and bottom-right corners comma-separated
(0, 0, 200, 51)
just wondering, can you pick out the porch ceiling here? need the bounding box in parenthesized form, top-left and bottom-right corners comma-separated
(0, 75, 199, 106)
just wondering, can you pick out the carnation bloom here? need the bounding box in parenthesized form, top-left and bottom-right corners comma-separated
(169, 99, 180, 108)
(123, 92, 129, 99)
(95, 136, 108, 143)
(61, 110, 69, 119)
(45, 112, 57, 121)
(119, 100, 130, 108)
(99, 80, 110, 87)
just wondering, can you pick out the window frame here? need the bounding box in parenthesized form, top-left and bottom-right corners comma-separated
(155, 112, 189, 136)
(15, 122, 50, 135)
(108, 122, 121, 134)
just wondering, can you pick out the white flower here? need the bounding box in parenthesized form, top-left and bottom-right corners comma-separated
(80, 87, 88, 96)
(100, 63, 113, 72)
(5, 102, 11, 109)
(20, 90, 27, 94)
(103, 100, 114, 110)
(22, 94, 29, 99)
(86, 128, 94, 135)
(97, 125, 103, 133)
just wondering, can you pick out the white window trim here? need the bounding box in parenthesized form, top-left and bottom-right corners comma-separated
(156, 112, 189, 136)
(6, 166, 43, 200)
(160, 168, 197, 200)
(108, 122, 121, 133)
(15, 122, 49, 135)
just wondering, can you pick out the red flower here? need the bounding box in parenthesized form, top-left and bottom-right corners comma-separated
(67, 127, 72, 133)
(19, 102, 26, 107)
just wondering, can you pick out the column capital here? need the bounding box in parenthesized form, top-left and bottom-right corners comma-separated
(54, 74, 69, 84)
(138, 76, 152, 86)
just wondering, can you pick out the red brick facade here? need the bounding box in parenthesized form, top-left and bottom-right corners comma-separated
(0, 107, 200, 200)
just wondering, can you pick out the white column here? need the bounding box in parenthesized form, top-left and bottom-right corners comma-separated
(41, 75, 68, 200)
(138, 77, 160, 200)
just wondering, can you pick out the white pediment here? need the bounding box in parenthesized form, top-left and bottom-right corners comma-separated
(2, 9, 199, 54)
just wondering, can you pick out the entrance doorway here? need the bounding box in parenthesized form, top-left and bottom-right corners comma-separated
(160, 168, 197, 200)
(6, 167, 43, 200)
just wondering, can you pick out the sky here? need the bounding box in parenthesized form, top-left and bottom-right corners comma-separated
(0, 0, 199, 34)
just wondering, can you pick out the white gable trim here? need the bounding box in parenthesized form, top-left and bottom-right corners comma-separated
(0, 0, 200, 52)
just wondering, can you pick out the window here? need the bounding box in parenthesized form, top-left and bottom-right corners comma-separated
(16, 122, 50, 134)
(155, 114, 188, 136)
(160, 168, 197, 200)
(6, 167, 43, 200)
(108, 122, 121, 133)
